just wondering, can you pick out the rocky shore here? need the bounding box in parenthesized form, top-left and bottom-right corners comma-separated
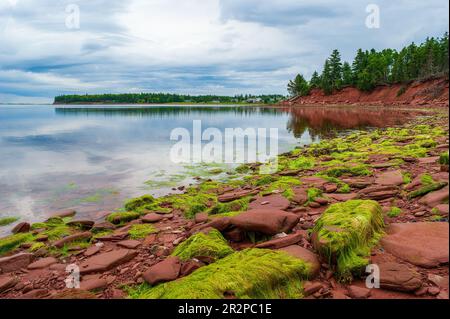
(0, 108, 449, 299)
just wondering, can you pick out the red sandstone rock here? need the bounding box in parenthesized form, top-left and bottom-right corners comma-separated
(11, 222, 31, 234)
(143, 256, 181, 285)
(419, 186, 449, 207)
(375, 170, 404, 186)
(79, 249, 138, 274)
(229, 209, 299, 235)
(117, 240, 141, 249)
(255, 231, 306, 249)
(249, 194, 290, 210)
(27, 257, 58, 270)
(0, 253, 34, 273)
(53, 232, 92, 248)
(277, 245, 320, 278)
(218, 189, 259, 202)
(141, 213, 164, 223)
(378, 262, 422, 292)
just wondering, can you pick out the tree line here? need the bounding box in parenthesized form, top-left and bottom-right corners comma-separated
(288, 32, 449, 96)
(54, 93, 286, 105)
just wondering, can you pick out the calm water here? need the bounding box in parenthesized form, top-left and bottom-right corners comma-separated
(0, 104, 416, 229)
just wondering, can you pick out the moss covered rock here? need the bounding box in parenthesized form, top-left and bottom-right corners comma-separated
(129, 248, 312, 299)
(311, 200, 384, 281)
(171, 229, 233, 261)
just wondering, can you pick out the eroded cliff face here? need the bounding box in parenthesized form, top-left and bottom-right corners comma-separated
(282, 77, 449, 107)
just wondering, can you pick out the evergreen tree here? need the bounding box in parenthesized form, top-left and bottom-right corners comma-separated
(309, 71, 321, 88)
(287, 74, 310, 97)
(329, 49, 343, 90)
(342, 62, 353, 86)
(321, 60, 333, 95)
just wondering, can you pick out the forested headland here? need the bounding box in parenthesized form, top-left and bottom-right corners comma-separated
(288, 33, 449, 97)
(54, 93, 285, 105)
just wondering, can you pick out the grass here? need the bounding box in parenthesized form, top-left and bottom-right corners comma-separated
(127, 248, 311, 299)
(128, 224, 158, 239)
(312, 200, 384, 282)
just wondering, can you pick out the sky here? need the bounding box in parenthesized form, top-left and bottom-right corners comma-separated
(0, 0, 448, 103)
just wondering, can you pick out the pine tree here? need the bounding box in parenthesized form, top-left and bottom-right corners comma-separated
(329, 49, 343, 90)
(342, 62, 353, 86)
(321, 60, 333, 95)
(309, 71, 321, 88)
(287, 74, 310, 97)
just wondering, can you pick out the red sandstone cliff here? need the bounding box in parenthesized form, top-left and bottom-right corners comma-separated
(282, 77, 449, 107)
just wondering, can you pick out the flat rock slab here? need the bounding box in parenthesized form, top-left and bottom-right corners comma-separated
(53, 232, 92, 248)
(379, 262, 422, 292)
(229, 209, 299, 236)
(79, 278, 108, 291)
(419, 186, 449, 207)
(141, 213, 165, 223)
(194, 213, 208, 224)
(0, 275, 18, 292)
(218, 189, 259, 202)
(12, 222, 31, 234)
(249, 194, 290, 210)
(79, 249, 138, 274)
(50, 209, 77, 218)
(28, 257, 58, 270)
(117, 240, 141, 249)
(143, 256, 181, 285)
(418, 157, 439, 164)
(277, 245, 320, 278)
(84, 245, 101, 257)
(0, 253, 33, 273)
(381, 222, 449, 268)
(375, 170, 404, 186)
(301, 176, 328, 188)
(326, 193, 358, 201)
(255, 231, 306, 249)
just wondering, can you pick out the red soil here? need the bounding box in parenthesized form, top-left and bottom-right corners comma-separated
(282, 77, 449, 107)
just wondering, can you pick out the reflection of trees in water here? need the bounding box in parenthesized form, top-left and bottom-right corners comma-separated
(286, 107, 421, 140)
(55, 106, 290, 119)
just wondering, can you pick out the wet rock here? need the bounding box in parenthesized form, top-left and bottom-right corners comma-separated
(84, 245, 101, 257)
(347, 285, 371, 299)
(224, 228, 245, 242)
(11, 222, 31, 234)
(50, 289, 97, 299)
(28, 257, 58, 270)
(194, 213, 208, 224)
(303, 281, 323, 296)
(79, 249, 138, 274)
(375, 170, 404, 186)
(314, 197, 330, 206)
(419, 186, 449, 207)
(277, 245, 320, 278)
(143, 256, 181, 285)
(117, 240, 141, 249)
(381, 222, 449, 268)
(66, 220, 95, 230)
(0, 275, 18, 292)
(255, 231, 306, 249)
(50, 209, 77, 218)
(35, 235, 49, 242)
(324, 184, 338, 193)
(53, 232, 92, 248)
(292, 188, 308, 205)
(229, 209, 299, 236)
(378, 262, 422, 292)
(301, 176, 328, 189)
(326, 193, 358, 201)
(358, 185, 399, 200)
(180, 259, 204, 277)
(249, 194, 290, 210)
(141, 213, 164, 223)
(309, 202, 321, 208)
(0, 253, 33, 273)
(91, 221, 115, 232)
(218, 189, 259, 202)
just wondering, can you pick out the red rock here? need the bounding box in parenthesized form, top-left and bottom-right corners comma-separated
(142, 234, 158, 246)
(314, 197, 330, 206)
(11, 222, 31, 234)
(292, 188, 308, 205)
(375, 170, 404, 186)
(180, 259, 204, 277)
(117, 240, 141, 249)
(194, 213, 209, 224)
(229, 209, 299, 236)
(347, 285, 371, 299)
(224, 228, 245, 242)
(332, 290, 348, 299)
(28, 257, 58, 270)
(378, 262, 422, 292)
(309, 202, 321, 208)
(66, 220, 95, 229)
(326, 193, 358, 201)
(193, 217, 231, 234)
(19, 289, 49, 299)
(79, 277, 108, 291)
(84, 245, 101, 257)
(35, 235, 48, 242)
(303, 281, 323, 296)
(428, 286, 440, 296)
(437, 291, 449, 299)
(434, 204, 449, 215)
(0, 275, 18, 292)
(255, 231, 306, 249)
(0, 253, 33, 273)
(50, 289, 97, 299)
(92, 221, 115, 231)
(418, 156, 440, 164)
(141, 213, 164, 223)
(249, 194, 290, 210)
(218, 189, 258, 202)
(49, 263, 68, 271)
(53, 232, 92, 248)
(277, 245, 320, 278)
(381, 222, 449, 268)
(50, 209, 77, 218)
(419, 186, 449, 207)
(324, 184, 338, 193)
(79, 249, 138, 274)
(428, 274, 449, 291)
(143, 256, 181, 285)
(358, 185, 399, 200)
(301, 176, 328, 188)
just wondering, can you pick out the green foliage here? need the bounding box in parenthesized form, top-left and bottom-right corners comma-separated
(307, 188, 323, 203)
(107, 211, 140, 225)
(420, 173, 435, 185)
(312, 200, 384, 282)
(172, 229, 233, 261)
(128, 224, 158, 239)
(407, 182, 448, 199)
(387, 207, 402, 218)
(0, 233, 33, 256)
(287, 74, 310, 97)
(286, 157, 315, 170)
(439, 152, 449, 165)
(209, 197, 250, 216)
(337, 184, 351, 194)
(128, 248, 311, 299)
(124, 195, 156, 212)
(0, 217, 19, 226)
(325, 165, 372, 178)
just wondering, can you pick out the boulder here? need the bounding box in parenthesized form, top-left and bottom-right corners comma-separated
(117, 240, 141, 249)
(277, 245, 320, 278)
(141, 213, 164, 223)
(229, 209, 299, 236)
(378, 262, 422, 292)
(27, 257, 58, 270)
(78, 249, 138, 274)
(347, 285, 371, 299)
(381, 222, 449, 268)
(375, 170, 404, 186)
(11, 222, 31, 234)
(249, 194, 290, 210)
(143, 256, 181, 285)
(218, 189, 258, 202)
(50, 209, 77, 218)
(53, 232, 92, 248)
(0, 253, 33, 273)
(79, 277, 108, 291)
(292, 188, 308, 205)
(255, 231, 306, 249)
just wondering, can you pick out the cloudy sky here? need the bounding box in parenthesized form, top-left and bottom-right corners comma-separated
(0, 0, 448, 103)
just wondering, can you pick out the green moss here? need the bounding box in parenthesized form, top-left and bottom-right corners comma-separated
(325, 164, 372, 178)
(209, 197, 250, 216)
(439, 152, 449, 165)
(337, 184, 351, 194)
(264, 176, 302, 200)
(312, 200, 384, 282)
(402, 172, 412, 185)
(0, 233, 34, 256)
(407, 182, 448, 199)
(124, 195, 156, 212)
(286, 157, 315, 170)
(306, 188, 323, 204)
(29, 242, 46, 252)
(235, 164, 251, 174)
(420, 173, 435, 185)
(172, 229, 233, 261)
(0, 217, 19, 226)
(128, 224, 158, 239)
(387, 207, 402, 218)
(106, 211, 140, 225)
(128, 248, 311, 299)
(253, 175, 277, 186)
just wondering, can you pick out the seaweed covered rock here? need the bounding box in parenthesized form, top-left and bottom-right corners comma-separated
(129, 249, 312, 299)
(171, 229, 233, 261)
(311, 200, 384, 281)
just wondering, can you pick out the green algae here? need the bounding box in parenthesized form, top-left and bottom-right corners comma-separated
(325, 164, 372, 178)
(209, 197, 250, 216)
(0, 217, 19, 226)
(0, 233, 34, 256)
(337, 184, 351, 194)
(440, 152, 449, 165)
(306, 188, 323, 204)
(128, 224, 158, 239)
(128, 248, 311, 299)
(312, 200, 384, 282)
(407, 182, 448, 199)
(106, 211, 140, 225)
(263, 176, 302, 200)
(387, 207, 402, 218)
(171, 229, 233, 261)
